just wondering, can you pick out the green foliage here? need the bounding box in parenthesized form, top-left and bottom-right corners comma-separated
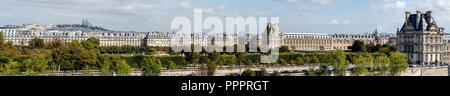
(0, 55, 9, 64)
(330, 50, 349, 76)
(25, 69, 39, 76)
(351, 42, 397, 54)
(279, 59, 288, 66)
(0, 32, 4, 50)
(279, 46, 291, 53)
(374, 55, 390, 76)
(389, 52, 408, 75)
(242, 68, 255, 76)
(311, 56, 320, 64)
(99, 46, 171, 54)
(208, 51, 220, 62)
(114, 59, 131, 76)
(408, 59, 414, 64)
(66, 40, 99, 70)
(353, 55, 369, 76)
(47, 38, 63, 49)
(315, 65, 330, 76)
(296, 57, 304, 65)
(141, 58, 162, 76)
(0, 35, 410, 76)
(185, 52, 201, 65)
(23, 54, 51, 75)
(206, 61, 217, 76)
(68, 40, 84, 70)
(349, 40, 364, 52)
(272, 70, 281, 76)
(99, 55, 113, 76)
(260, 68, 270, 76)
(83, 37, 100, 50)
(218, 55, 237, 68)
(81, 66, 93, 76)
(0, 59, 21, 76)
(80, 49, 98, 68)
(235, 52, 246, 65)
(168, 61, 177, 69)
(29, 37, 46, 49)
(51, 44, 70, 70)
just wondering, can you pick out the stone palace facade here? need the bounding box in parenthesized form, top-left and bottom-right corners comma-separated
(396, 11, 450, 65)
(1, 20, 391, 53)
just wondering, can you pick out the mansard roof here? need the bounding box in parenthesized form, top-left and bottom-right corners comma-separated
(400, 11, 439, 32)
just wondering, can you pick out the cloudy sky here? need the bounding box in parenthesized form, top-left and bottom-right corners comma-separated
(1, 0, 450, 34)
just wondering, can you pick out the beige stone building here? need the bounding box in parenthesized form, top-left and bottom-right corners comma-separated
(397, 11, 445, 65)
(331, 30, 389, 50)
(281, 33, 333, 51)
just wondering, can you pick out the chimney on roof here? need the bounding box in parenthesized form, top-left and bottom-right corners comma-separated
(427, 10, 432, 23)
(405, 11, 411, 19)
(416, 11, 422, 29)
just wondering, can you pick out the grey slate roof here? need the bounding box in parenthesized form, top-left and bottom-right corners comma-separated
(400, 11, 439, 32)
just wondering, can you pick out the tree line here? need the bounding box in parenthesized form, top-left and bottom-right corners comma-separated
(0, 32, 408, 76)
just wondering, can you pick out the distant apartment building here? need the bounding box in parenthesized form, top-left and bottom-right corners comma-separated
(281, 33, 333, 51)
(280, 30, 390, 51)
(331, 30, 390, 50)
(2, 19, 392, 53)
(0, 27, 19, 37)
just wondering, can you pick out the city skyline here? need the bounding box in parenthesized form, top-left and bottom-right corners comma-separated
(2, 0, 450, 34)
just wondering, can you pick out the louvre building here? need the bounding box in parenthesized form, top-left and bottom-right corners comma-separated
(397, 11, 450, 65)
(2, 19, 393, 54)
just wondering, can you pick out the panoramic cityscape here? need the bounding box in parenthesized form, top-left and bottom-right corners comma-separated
(1, 11, 448, 76)
(0, 0, 449, 76)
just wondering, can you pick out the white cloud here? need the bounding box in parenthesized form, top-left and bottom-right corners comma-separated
(179, 1, 191, 9)
(277, 0, 333, 4)
(276, 0, 297, 3)
(329, 20, 351, 25)
(395, 1, 406, 9)
(218, 5, 225, 10)
(307, 0, 333, 5)
(298, 6, 321, 11)
(370, 1, 406, 13)
(435, 0, 450, 11)
(329, 20, 339, 25)
(294, 0, 334, 11)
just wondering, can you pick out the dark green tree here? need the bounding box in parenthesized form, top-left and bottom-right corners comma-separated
(141, 58, 162, 76)
(29, 37, 46, 49)
(47, 38, 64, 49)
(272, 70, 281, 76)
(389, 52, 408, 75)
(206, 61, 217, 76)
(330, 50, 349, 76)
(349, 40, 364, 52)
(114, 59, 131, 76)
(24, 54, 51, 76)
(0, 32, 4, 50)
(51, 44, 70, 72)
(374, 55, 390, 76)
(279, 46, 291, 53)
(0, 59, 21, 76)
(98, 55, 113, 76)
(242, 68, 255, 76)
(260, 68, 270, 76)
